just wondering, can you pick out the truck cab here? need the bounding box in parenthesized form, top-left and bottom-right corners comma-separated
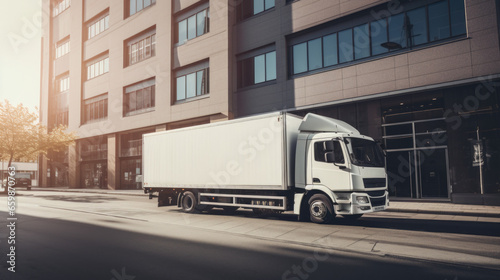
(294, 114, 388, 223)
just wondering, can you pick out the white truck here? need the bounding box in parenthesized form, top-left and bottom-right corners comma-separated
(143, 112, 388, 223)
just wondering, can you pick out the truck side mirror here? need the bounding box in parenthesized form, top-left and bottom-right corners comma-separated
(323, 141, 334, 151)
(324, 152, 335, 163)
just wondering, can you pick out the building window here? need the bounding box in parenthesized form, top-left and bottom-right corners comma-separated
(79, 137, 108, 161)
(123, 78, 155, 116)
(55, 39, 70, 59)
(83, 94, 108, 124)
(177, 6, 210, 45)
(128, 0, 156, 17)
(58, 76, 70, 93)
(238, 0, 275, 21)
(55, 111, 68, 127)
(87, 13, 109, 40)
(238, 49, 276, 88)
(175, 62, 209, 102)
(289, 0, 466, 76)
(54, 75, 69, 127)
(126, 29, 156, 66)
(53, 0, 70, 17)
(86, 56, 109, 80)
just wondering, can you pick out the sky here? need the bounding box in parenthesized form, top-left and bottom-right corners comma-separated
(0, 0, 42, 111)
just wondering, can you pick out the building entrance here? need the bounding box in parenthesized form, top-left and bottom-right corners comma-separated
(383, 118, 450, 199)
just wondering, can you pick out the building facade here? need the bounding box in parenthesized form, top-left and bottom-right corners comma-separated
(40, 0, 500, 204)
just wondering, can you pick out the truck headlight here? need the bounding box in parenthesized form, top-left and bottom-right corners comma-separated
(356, 196, 369, 204)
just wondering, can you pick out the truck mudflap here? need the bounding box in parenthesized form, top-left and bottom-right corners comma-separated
(334, 191, 389, 215)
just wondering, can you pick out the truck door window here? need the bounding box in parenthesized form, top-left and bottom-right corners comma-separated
(314, 141, 345, 164)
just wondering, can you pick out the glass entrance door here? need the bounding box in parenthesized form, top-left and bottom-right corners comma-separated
(387, 148, 449, 198)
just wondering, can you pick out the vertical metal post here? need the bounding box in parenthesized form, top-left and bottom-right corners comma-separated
(477, 127, 484, 195)
(412, 122, 419, 198)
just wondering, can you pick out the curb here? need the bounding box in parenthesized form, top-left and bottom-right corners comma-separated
(385, 208, 500, 218)
(26, 188, 147, 197)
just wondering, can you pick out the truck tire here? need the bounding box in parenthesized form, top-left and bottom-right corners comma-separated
(195, 205, 213, 212)
(308, 194, 335, 224)
(180, 191, 198, 213)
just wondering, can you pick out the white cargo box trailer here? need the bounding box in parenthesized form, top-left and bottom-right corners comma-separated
(143, 112, 302, 191)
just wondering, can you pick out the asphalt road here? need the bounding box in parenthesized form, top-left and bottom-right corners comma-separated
(0, 191, 499, 280)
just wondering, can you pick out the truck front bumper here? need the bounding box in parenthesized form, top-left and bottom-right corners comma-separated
(336, 191, 389, 215)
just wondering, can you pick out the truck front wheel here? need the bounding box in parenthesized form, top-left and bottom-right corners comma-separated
(180, 191, 198, 213)
(308, 194, 335, 224)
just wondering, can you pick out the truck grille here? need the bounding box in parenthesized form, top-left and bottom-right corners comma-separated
(363, 178, 386, 188)
(366, 190, 385, 197)
(370, 197, 386, 207)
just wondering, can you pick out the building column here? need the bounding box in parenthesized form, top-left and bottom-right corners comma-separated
(38, 155, 48, 187)
(68, 144, 79, 188)
(107, 134, 119, 190)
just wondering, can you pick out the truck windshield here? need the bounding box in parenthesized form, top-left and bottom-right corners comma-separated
(345, 138, 385, 168)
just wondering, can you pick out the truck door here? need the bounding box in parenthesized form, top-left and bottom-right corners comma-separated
(311, 140, 351, 191)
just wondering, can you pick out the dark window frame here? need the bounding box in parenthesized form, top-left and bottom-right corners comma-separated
(288, 0, 467, 78)
(175, 4, 210, 46)
(83, 93, 108, 124)
(126, 0, 156, 18)
(125, 27, 156, 67)
(237, 48, 277, 89)
(123, 78, 156, 116)
(237, 0, 276, 21)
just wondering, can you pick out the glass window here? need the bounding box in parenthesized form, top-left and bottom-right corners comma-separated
(187, 15, 196, 40)
(407, 7, 428, 46)
(178, 20, 187, 44)
(450, 0, 466, 36)
(429, 1, 450, 42)
(308, 38, 322, 70)
(130, 0, 136, 15)
(266, 51, 276, 81)
(323, 33, 338, 67)
(186, 73, 196, 98)
(196, 70, 204, 96)
(371, 19, 389, 55)
(104, 58, 109, 73)
(388, 13, 407, 49)
(254, 54, 266, 84)
(265, 0, 275, 10)
(177, 76, 186, 100)
(137, 0, 143, 12)
(129, 92, 136, 111)
(197, 10, 207, 37)
(293, 43, 307, 74)
(354, 23, 370, 59)
(254, 0, 264, 15)
(338, 29, 353, 63)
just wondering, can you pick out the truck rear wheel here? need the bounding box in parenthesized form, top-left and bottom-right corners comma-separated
(308, 194, 335, 224)
(180, 191, 198, 213)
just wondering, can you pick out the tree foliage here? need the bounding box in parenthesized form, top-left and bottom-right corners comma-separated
(0, 100, 76, 167)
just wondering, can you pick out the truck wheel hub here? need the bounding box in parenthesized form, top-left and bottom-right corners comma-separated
(311, 201, 326, 218)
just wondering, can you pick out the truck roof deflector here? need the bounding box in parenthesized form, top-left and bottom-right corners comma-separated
(298, 113, 360, 134)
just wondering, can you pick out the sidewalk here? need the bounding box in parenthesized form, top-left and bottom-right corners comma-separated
(28, 187, 500, 218)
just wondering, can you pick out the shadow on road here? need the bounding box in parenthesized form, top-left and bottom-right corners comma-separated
(1, 212, 497, 280)
(189, 208, 500, 237)
(36, 195, 124, 203)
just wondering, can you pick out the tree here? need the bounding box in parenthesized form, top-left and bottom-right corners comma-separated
(0, 100, 76, 168)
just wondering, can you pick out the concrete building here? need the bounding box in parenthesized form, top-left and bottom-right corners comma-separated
(40, 0, 500, 204)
